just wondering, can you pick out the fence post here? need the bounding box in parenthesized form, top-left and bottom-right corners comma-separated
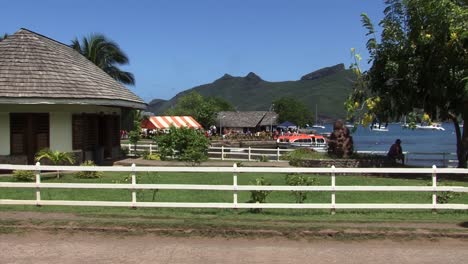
(128, 143, 132, 156)
(131, 163, 137, 208)
(35, 162, 41, 206)
(221, 146, 225, 161)
(277, 147, 280, 162)
(233, 163, 238, 208)
(331, 165, 336, 215)
(248, 147, 251, 161)
(432, 165, 437, 214)
(149, 143, 152, 155)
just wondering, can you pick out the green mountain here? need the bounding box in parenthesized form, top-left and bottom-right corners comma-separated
(147, 63, 355, 121)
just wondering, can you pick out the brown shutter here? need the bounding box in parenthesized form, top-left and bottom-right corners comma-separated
(72, 115, 84, 150)
(10, 114, 27, 155)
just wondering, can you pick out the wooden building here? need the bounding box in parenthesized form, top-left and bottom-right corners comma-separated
(0, 29, 146, 164)
(217, 111, 278, 133)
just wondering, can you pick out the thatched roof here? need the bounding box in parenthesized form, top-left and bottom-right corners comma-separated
(217, 111, 278, 128)
(0, 28, 146, 109)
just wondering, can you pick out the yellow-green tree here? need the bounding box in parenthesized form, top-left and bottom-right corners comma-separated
(347, 0, 467, 167)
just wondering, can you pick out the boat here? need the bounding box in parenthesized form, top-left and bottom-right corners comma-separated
(369, 123, 389, 132)
(276, 133, 327, 152)
(311, 104, 326, 129)
(415, 123, 445, 131)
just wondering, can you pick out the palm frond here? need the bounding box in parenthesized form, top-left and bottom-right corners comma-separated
(361, 13, 375, 36)
(70, 33, 134, 85)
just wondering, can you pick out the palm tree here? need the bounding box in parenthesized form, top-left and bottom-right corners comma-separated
(35, 149, 75, 178)
(71, 34, 135, 85)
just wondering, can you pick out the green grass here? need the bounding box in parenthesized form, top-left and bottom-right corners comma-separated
(0, 171, 467, 224)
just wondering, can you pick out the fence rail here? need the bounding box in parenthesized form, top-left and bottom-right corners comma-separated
(122, 143, 458, 167)
(1, 163, 467, 212)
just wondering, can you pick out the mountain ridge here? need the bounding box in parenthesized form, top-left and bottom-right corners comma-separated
(147, 63, 354, 120)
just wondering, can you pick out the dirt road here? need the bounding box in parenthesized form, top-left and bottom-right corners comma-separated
(1, 231, 467, 264)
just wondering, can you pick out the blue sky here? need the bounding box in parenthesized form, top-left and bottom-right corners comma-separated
(1, 0, 386, 102)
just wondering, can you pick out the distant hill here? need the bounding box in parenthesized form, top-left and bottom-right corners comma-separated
(147, 63, 355, 121)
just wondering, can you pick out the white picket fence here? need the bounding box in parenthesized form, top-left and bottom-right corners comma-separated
(124, 143, 293, 161)
(123, 143, 458, 167)
(0, 163, 467, 212)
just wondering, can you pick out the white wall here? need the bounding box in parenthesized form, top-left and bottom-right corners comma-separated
(0, 113, 10, 155)
(49, 112, 73, 152)
(0, 104, 121, 154)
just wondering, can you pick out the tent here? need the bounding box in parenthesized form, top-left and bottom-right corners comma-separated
(277, 121, 297, 129)
(141, 116, 202, 130)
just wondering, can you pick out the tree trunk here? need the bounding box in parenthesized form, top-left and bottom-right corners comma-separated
(451, 115, 467, 168)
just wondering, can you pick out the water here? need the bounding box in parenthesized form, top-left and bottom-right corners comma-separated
(316, 122, 459, 167)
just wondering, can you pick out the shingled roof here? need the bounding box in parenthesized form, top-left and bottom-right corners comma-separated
(217, 111, 278, 128)
(0, 28, 146, 109)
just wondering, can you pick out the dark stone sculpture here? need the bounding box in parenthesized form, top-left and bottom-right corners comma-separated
(327, 120, 354, 158)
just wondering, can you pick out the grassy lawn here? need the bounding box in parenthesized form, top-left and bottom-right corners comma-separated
(0, 171, 467, 225)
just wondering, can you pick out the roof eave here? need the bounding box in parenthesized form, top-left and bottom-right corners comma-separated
(0, 97, 147, 110)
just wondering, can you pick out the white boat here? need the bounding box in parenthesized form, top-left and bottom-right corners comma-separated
(311, 124, 326, 129)
(415, 123, 445, 131)
(369, 123, 389, 132)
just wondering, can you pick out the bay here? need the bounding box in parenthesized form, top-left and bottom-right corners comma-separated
(317, 122, 459, 167)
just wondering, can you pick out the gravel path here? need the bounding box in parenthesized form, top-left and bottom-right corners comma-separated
(1, 232, 467, 264)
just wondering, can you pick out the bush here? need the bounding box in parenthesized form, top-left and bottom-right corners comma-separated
(75, 160, 102, 179)
(256, 155, 269, 162)
(437, 192, 461, 204)
(13, 170, 35, 182)
(248, 177, 272, 213)
(155, 126, 209, 164)
(285, 174, 317, 203)
(143, 152, 160, 160)
(283, 148, 329, 166)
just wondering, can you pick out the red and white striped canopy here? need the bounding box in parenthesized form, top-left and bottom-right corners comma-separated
(141, 116, 202, 130)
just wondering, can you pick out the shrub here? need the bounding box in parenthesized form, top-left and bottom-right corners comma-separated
(283, 148, 329, 166)
(143, 152, 160, 160)
(437, 192, 461, 204)
(75, 160, 102, 179)
(13, 170, 35, 182)
(285, 174, 317, 203)
(248, 177, 272, 213)
(256, 155, 269, 162)
(155, 126, 209, 164)
(35, 148, 75, 178)
(120, 147, 129, 157)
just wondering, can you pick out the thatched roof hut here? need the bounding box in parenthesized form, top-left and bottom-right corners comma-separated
(217, 111, 278, 132)
(0, 28, 145, 109)
(0, 28, 145, 164)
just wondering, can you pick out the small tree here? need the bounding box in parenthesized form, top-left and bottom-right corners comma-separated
(35, 149, 75, 178)
(155, 126, 209, 164)
(285, 174, 317, 203)
(248, 177, 272, 213)
(128, 110, 143, 155)
(128, 126, 141, 156)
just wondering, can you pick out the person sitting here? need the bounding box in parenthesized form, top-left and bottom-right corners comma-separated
(387, 139, 405, 165)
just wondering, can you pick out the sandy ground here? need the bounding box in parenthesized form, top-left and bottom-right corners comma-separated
(1, 231, 467, 264)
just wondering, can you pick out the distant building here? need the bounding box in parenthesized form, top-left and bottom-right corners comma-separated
(217, 111, 278, 133)
(0, 28, 146, 164)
